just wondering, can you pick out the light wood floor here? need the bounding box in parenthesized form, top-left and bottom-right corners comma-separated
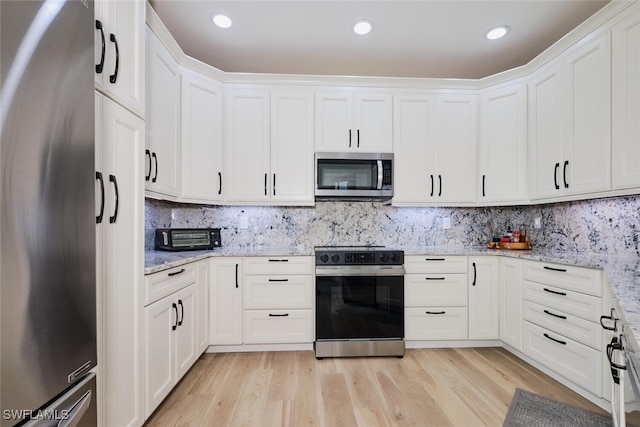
(145, 347, 611, 427)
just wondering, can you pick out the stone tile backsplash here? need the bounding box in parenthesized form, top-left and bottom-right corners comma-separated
(145, 195, 640, 257)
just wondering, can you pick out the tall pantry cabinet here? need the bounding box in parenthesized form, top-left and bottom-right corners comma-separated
(94, 0, 146, 426)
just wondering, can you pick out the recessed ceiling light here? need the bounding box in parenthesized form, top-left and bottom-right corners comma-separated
(485, 26, 509, 40)
(212, 14, 232, 29)
(353, 19, 373, 36)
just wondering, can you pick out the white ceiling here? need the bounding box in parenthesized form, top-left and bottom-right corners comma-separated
(149, 0, 610, 80)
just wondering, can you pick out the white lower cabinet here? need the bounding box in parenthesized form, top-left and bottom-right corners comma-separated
(521, 259, 604, 397)
(145, 283, 196, 417)
(468, 257, 499, 340)
(242, 257, 314, 344)
(209, 257, 243, 345)
(523, 321, 602, 396)
(144, 260, 207, 419)
(404, 255, 468, 340)
(499, 258, 523, 351)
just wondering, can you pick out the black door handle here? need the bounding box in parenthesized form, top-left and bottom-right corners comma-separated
(268, 278, 289, 282)
(109, 33, 119, 83)
(348, 129, 352, 148)
(430, 174, 434, 197)
(543, 266, 567, 272)
(424, 277, 445, 281)
(96, 171, 105, 224)
(172, 303, 178, 331)
(563, 160, 569, 189)
(554, 163, 560, 190)
(178, 300, 184, 326)
(218, 172, 222, 195)
(264, 173, 268, 196)
(424, 258, 446, 261)
(357, 129, 360, 148)
(109, 174, 119, 224)
(273, 173, 276, 196)
(482, 175, 486, 197)
(168, 268, 185, 277)
(145, 150, 152, 181)
(438, 175, 442, 197)
(425, 311, 446, 315)
(95, 20, 105, 74)
(472, 262, 477, 286)
(235, 263, 239, 288)
(268, 313, 289, 317)
(543, 287, 567, 296)
(544, 309, 567, 320)
(151, 152, 158, 183)
(544, 333, 566, 346)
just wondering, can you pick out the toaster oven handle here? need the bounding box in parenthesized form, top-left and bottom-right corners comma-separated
(377, 160, 383, 190)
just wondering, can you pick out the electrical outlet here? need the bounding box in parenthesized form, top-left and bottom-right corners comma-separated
(240, 217, 249, 229)
(443, 217, 451, 230)
(534, 217, 542, 229)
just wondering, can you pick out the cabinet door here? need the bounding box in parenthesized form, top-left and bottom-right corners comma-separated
(529, 62, 564, 200)
(270, 91, 314, 204)
(612, 10, 640, 190)
(315, 92, 352, 151)
(144, 297, 176, 418)
(101, 97, 145, 427)
(96, 0, 145, 117)
(175, 285, 197, 379)
(209, 258, 243, 345)
(354, 92, 393, 152)
(181, 71, 223, 203)
(564, 33, 611, 196)
(468, 257, 499, 340)
(146, 29, 180, 197)
(499, 258, 523, 351)
(478, 84, 527, 204)
(435, 95, 477, 203)
(195, 260, 210, 354)
(224, 90, 270, 202)
(392, 95, 436, 204)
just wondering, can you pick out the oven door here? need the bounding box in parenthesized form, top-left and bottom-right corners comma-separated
(315, 267, 404, 341)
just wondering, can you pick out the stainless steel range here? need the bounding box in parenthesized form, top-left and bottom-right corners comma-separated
(314, 246, 405, 358)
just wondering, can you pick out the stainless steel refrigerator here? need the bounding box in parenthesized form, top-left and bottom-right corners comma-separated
(1, 0, 97, 425)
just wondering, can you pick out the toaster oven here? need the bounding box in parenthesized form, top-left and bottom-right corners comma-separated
(155, 228, 221, 251)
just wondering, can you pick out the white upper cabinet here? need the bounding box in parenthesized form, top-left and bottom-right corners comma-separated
(478, 84, 527, 204)
(145, 28, 181, 198)
(315, 92, 393, 152)
(529, 32, 611, 201)
(180, 70, 223, 203)
(224, 89, 314, 205)
(612, 7, 640, 191)
(270, 91, 315, 205)
(94, 0, 145, 117)
(224, 89, 271, 203)
(393, 94, 477, 205)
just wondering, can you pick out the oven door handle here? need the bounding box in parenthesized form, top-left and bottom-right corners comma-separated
(315, 265, 405, 276)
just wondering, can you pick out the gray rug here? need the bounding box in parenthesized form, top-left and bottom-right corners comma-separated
(503, 388, 613, 427)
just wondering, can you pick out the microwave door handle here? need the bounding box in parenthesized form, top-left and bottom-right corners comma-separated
(377, 160, 383, 190)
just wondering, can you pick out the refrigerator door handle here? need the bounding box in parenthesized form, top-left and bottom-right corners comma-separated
(58, 389, 93, 427)
(109, 174, 119, 224)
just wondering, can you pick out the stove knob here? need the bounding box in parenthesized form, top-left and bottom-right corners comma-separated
(319, 254, 329, 263)
(331, 254, 340, 263)
(380, 253, 389, 263)
(390, 253, 399, 263)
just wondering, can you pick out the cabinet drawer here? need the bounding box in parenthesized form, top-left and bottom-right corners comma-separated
(523, 301, 602, 349)
(243, 275, 313, 309)
(243, 310, 313, 344)
(405, 307, 468, 340)
(523, 321, 602, 396)
(404, 255, 468, 274)
(243, 256, 314, 275)
(405, 274, 468, 307)
(145, 264, 196, 306)
(523, 261, 602, 296)
(523, 281, 601, 322)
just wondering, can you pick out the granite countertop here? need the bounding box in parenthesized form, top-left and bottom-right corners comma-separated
(145, 245, 640, 359)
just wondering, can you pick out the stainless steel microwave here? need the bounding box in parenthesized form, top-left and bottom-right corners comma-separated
(315, 152, 393, 201)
